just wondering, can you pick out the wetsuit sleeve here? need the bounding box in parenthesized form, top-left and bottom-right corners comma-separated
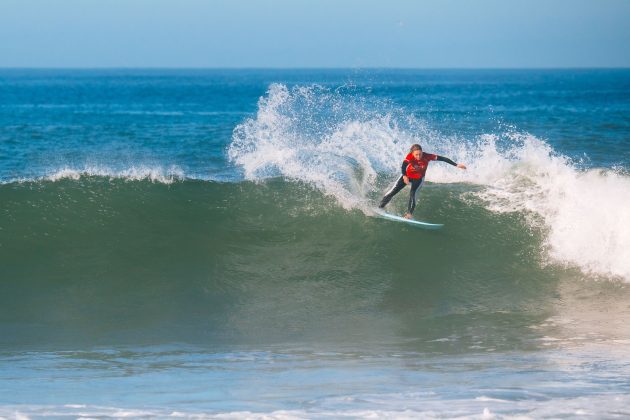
(436, 155, 457, 166)
(401, 160, 409, 176)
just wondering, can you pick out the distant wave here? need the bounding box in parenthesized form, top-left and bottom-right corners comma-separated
(2, 165, 187, 185)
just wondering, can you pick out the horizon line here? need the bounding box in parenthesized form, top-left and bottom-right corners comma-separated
(1, 66, 629, 71)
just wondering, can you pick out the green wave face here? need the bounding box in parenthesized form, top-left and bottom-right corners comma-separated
(1, 176, 575, 351)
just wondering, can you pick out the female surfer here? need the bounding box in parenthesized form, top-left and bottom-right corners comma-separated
(378, 144, 466, 219)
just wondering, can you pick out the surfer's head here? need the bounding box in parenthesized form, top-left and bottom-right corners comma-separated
(410, 144, 423, 160)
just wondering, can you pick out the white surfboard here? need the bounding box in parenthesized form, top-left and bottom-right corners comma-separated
(374, 209, 444, 230)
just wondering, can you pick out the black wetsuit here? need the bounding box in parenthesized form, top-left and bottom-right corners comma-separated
(378, 155, 457, 214)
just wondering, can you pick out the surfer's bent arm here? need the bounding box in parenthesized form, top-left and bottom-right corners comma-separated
(436, 155, 457, 166)
(401, 160, 410, 175)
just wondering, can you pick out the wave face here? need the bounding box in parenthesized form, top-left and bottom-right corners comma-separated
(0, 176, 552, 347)
(229, 83, 630, 282)
(2, 173, 630, 351)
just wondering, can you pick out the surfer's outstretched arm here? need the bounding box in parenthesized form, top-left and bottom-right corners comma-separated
(436, 155, 467, 169)
(436, 155, 457, 165)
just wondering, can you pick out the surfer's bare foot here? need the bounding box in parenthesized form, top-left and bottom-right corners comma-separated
(403, 213, 412, 219)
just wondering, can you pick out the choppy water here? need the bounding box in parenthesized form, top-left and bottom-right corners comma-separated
(1, 69, 629, 419)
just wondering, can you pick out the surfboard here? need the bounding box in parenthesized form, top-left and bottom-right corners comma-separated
(374, 209, 444, 230)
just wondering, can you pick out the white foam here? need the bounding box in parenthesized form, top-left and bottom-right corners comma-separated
(8, 165, 187, 185)
(2, 393, 630, 419)
(228, 84, 630, 282)
(445, 133, 630, 282)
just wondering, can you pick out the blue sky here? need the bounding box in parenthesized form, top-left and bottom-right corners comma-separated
(1, 0, 628, 68)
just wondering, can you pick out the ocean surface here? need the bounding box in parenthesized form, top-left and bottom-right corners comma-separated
(1, 69, 629, 419)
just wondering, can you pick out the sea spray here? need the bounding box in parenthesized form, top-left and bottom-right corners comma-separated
(228, 83, 436, 210)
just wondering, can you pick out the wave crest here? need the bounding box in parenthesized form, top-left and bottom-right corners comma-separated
(228, 84, 630, 282)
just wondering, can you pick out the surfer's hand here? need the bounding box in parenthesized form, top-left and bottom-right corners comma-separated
(403, 176, 409, 184)
(457, 163, 467, 170)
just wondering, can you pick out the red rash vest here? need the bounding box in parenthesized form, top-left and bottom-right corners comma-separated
(404, 152, 438, 179)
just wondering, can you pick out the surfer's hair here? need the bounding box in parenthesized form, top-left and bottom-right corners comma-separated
(410, 144, 422, 152)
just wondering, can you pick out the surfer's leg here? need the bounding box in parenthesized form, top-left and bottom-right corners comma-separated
(379, 176, 406, 208)
(407, 178, 424, 215)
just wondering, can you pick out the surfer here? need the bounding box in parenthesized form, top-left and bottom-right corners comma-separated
(378, 144, 466, 219)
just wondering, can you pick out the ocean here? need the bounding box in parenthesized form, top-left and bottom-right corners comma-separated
(1, 69, 629, 418)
